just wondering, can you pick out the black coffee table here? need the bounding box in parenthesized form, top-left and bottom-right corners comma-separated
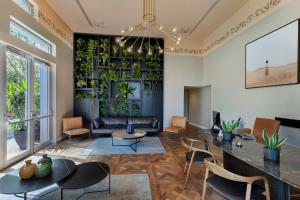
(0, 159, 76, 200)
(57, 162, 110, 200)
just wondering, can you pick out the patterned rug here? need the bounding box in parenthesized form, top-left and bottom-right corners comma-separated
(0, 174, 152, 200)
(86, 136, 166, 155)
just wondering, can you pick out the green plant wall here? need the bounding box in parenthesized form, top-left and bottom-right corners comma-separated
(74, 33, 164, 119)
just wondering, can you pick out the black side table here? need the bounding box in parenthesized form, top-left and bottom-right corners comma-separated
(57, 162, 110, 200)
(0, 159, 76, 200)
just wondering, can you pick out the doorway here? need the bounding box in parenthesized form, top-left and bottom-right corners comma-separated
(184, 86, 211, 129)
(0, 47, 51, 168)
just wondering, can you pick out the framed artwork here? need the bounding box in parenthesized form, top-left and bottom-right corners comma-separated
(245, 19, 299, 89)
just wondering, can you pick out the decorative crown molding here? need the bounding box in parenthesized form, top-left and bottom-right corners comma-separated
(165, 0, 283, 56)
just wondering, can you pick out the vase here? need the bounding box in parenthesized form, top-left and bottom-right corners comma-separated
(264, 147, 280, 163)
(35, 160, 52, 178)
(19, 160, 36, 180)
(38, 154, 52, 166)
(127, 124, 134, 134)
(14, 130, 27, 150)
(223, 132, 233, 141)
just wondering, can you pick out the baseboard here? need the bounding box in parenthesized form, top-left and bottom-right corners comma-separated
(189, 122, 209, 129)
(51, 135, 65, 144)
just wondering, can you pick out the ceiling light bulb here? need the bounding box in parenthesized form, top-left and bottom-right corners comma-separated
(177, 36, 182, 41)
(121, 29, 125, 34)
(129, 27, 134, 31)
(138, 47, 142, 53)
(127, 46, 133, 52)
(159, 48, 163, 54)
(120, 41, 125, 47)
(159, 25, 163, 30)
(148, 49, 152, 56)
(115, 37, 121, 43)
(170, 47, 174, 51)
(176, 40, 180, 45)
(171, 27, 177, 33)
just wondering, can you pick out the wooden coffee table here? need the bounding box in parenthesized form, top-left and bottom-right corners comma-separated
(112, 129, 146, 152)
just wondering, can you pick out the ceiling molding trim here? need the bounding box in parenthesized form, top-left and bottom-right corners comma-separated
(166, 0, 285, 56)
(189, 0, 221, 34)
(75, 0, 93, 27)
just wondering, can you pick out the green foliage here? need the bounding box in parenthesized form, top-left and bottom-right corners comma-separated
(112, 44, 119, 57)
(108, 70, 118, 81)
(116, 82, 136, 99)
(132, 103, 140, 116)
(99, 38, 109, 66)
(121, 49, 130, 69)
(132, 63, 142, 78)
(221, 120, 240, 134)
(7, 80, 27, 131)
(75, 92, 95, 99)
(76, 79, 86, 88)
(262, 129, 288, 150)
(132, 50, 141, 59)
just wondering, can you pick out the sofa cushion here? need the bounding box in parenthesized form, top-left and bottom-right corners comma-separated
(128, 117, 153, 125)
(152, 119, 159, 128)
(101, 117, 127, 126)
(92, 118, 103, 129)
(133, 124, 152, 129)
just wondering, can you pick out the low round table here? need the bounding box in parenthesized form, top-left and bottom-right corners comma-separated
(0, 159, 76, 200)
(112, 129, 146, 152)
(57, 162, 110, 200)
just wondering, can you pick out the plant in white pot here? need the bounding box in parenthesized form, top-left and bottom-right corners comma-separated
(221, 120, 240, 141)
(262, 129, 288, 163)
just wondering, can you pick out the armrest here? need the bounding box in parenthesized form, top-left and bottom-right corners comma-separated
(157, 120, 161, 130)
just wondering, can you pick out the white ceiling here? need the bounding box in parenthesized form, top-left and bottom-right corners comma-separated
(46, 0, 249, 49)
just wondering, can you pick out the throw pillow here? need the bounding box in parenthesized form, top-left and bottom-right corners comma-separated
(152, 119, 159, 128)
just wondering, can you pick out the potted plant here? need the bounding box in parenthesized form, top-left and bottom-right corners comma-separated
(262, 129, 288, 163)
(7, 80, 28, 150)
(221, 120, 240, 141)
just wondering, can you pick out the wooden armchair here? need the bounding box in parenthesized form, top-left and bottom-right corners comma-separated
(62, 117, 90, 141)
(202, 159, 270, 200)
(181, 137, 214, 188)
(164, 116, 186, 134)
(238, 118, 280, 144)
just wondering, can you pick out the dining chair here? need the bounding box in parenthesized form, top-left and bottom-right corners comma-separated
(180, 137, 214, 188)
(238, 117, 280, 144)
(202, 159, 271, 200)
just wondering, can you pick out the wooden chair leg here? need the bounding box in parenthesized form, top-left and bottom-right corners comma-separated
(202, 169, 209, 200)
(264, 180, 271, 200)
(245, 183, 252, 200)
(183, 162, 188, 174)
(184, 151, 195, 188)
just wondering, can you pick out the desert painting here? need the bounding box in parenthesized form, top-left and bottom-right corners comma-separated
(246, 20, 299, 88)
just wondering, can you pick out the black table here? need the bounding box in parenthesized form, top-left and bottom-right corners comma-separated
(0, 159, 76, 200)
(57, 162, 110, 200)
(196, 130, 300, 199)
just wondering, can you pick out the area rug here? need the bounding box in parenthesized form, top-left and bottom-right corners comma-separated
(0, 174, 152, 200)
(86, 136, 166, 155)
(40, 146, 92, 160)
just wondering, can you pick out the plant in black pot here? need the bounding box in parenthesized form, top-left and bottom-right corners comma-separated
(221, 120, 240, 141)
(262, 129, 287, 163)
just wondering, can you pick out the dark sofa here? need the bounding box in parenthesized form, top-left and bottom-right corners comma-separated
(91, 116, 161, 136)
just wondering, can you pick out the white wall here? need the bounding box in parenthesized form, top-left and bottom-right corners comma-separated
(188, 86, 211, 129)
(163, 55, 203, 127)
(0, 0, 73, 142)
(202, 0, 300, 147)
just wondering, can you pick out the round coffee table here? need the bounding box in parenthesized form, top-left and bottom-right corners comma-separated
(0, 159, 76, 200)
(57, 162, 110, 200)
(112, 129, 146, 152)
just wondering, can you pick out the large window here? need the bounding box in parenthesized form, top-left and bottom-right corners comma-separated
(9, 17, 56, 56)
(14, 0, 33, 15)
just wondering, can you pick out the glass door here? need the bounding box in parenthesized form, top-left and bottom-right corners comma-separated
(2, 48, 51, 167)
(32, 60, 51, 150)
(5, 50, 31, 162)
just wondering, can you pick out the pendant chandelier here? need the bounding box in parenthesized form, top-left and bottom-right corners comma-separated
(116, 0, 182, 54)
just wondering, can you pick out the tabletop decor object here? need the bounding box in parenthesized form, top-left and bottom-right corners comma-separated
(19, 160, 36, 180)
(126, 124, 134, 134)
(262, 128, 288, 163)
(35, 159, 52, 178)
(221, 120, 240, 141)
(38, 154, 52, 166)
